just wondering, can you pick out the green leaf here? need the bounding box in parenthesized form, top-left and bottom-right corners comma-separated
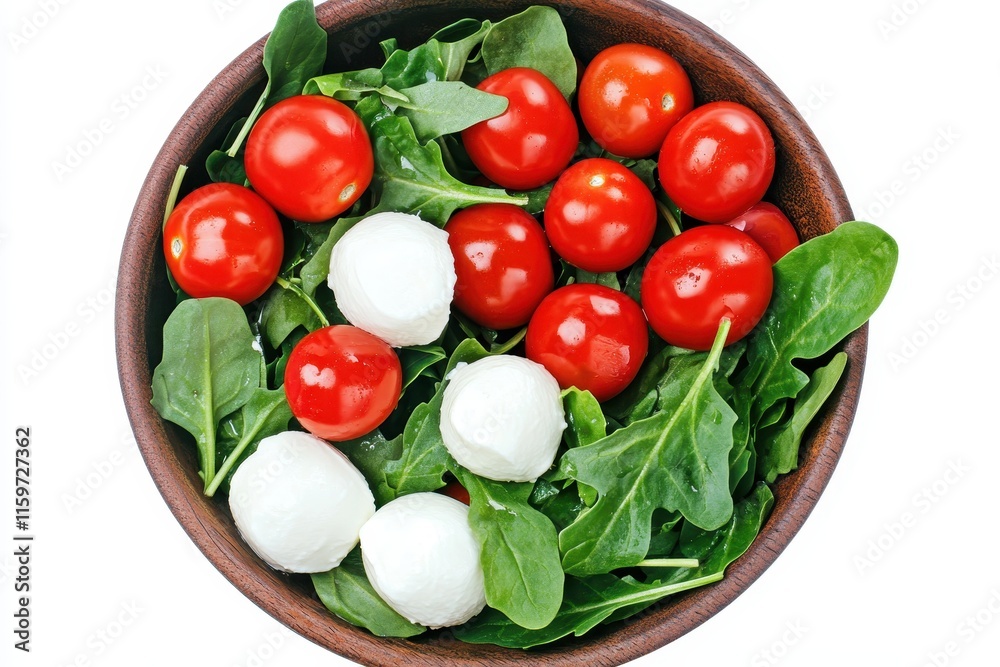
(206, 387, 293, 497)
(261, 0, 328, 106)
(151, 298, 261, 489)
(453, 467, 564, 630)
(434, 20, 492, 81)
(756, 352, 847, 482)
(602, 344, 694, 426)
(558, 321, 736, 575)
(743, 221, 897, 423)
(299, 215, 366, 297)
(369, 114, 527, 226)
(399, 344, 447, 391)
(574, 269, 621, 291)
(480, 6, 577, 99)
(453, 571, 722, 649)
(259, 286, 321, 348)
(381, 40, 447, 90)
(398, 81, 508, 141)
(338, 430, 401, 507)
(312, 548, 425, 637)
(303, 68, 410, 106)
(205, 118, 249, 184)
(561, 388, 606, 449)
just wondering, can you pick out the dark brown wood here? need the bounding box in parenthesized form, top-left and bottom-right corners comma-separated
(115, 0, 863, 664)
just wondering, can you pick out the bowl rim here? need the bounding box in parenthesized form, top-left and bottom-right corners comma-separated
(116, 0, 863, 664)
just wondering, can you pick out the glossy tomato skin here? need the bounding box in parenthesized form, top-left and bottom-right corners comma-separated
(283, 325, 402, 441)
(440, 480, 471, 505)
(579, 43, 694, 158)
(657, 101, 775, 224)
(640, 225, 772, 350)
(163, 182, 283, 305)
(245, 95, 373, 223)
(462, 68, 578, 190)
(446, 204, 554, 330)
(545, 158, 656, 272)
(724, 202, 800, 262)
(526, 283, 648, 402)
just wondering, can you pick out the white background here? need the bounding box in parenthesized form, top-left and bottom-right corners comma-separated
(2, 0, 997, 665)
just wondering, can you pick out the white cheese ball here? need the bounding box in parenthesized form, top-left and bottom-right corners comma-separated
(440, 355, 566, 482)
(360, 492, 485, 629)
(228, 431, 375, 574)
(328, 211, 456, 347)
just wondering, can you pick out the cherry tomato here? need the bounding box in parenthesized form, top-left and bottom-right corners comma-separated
(284, 325, 402, 441)
(162, 182, 283, 305)
(245, 95, 373, 223)
(526, 284, 648, 401)
(462, 67, 578, 190)
(724, 202, 800, 262)
(579, 43, 694, 158)
(544, 158, 656, 272)
(657, 101, 775, 223)
(440, 480, 471, 505)
(640, 225, 772, 350)
(446, 204, 554, 330)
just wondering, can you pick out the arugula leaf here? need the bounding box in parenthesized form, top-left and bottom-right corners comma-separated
(743, 221, 897, 423)
(151, 298, 261, 489)
(398, 81, 508, 141)
(453, 467, 564, 630)
(434, 20, 492, 81)
(398, 344, 447, 391)
(299, 215, 366, 297)
(205, 0, 326, 182)
(303, 68, 411, 106)
(312, 547, 425, 637)
(756, 352, 847, 482)
(480, 6, 577, 99)
(561, 388, 606, 449)
(558, 321, 736, 575)
(369, 114, 527, 226)
(602, 344, 693, 426)
(205, 387, 293, 497)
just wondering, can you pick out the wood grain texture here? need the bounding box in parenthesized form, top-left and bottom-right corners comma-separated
(115, 0, 863, 664)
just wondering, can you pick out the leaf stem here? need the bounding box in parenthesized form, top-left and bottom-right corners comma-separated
(276, 276, 330, 328)
(636, 558, 700, 569)
(656, 199, 682, 238)
(491, 327, 527, 355)
(226, 88, 269, 159)
(163, 164, 189, 227)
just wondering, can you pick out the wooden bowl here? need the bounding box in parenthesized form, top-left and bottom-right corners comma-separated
(116, 0, 863, 664)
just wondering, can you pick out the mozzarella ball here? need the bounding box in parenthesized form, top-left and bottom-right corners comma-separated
(328, 211, 456, 347)
(360, 493, 485, 628)
(229, 431, 375, 574)
(440, 355, 566, 482)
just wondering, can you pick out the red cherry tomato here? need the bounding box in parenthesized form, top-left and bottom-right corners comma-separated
(640, 225, 773, 350)
(526, 284, 649, 402)
(462, 67, 578, 190)
(163, 183, 283, 305)
(579, 43, 694, 158)
(544, 158, 656, 272)
(724, 202, 800, 262)
(245, 95, 373, 223)
(283, 325, 402, 441)
(440, 480, 471, 505)
(446, 204, 554, 330)
(657, 101, 775, 223)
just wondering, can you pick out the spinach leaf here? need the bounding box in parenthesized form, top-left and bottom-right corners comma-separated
(381, 41, 447, 89)
(561, 388, 606, 449)
(602, 344, 693, 426)
(205, 0, 326, 182)
(151, 298, 261, 489)
(369, 114, 527, 226)
(558, 322, 736, 575)
(434, 20, 492, 81)
(756, 352, 847, 482)
(338, 430, 401, 507)
(480, 6, 577, 99)
(453, 571, 722, 649)
(258, 285, 321, 348)
(299, 214, 366, 297)
(453, 466, 564, 630)
(312, 547, 425, 637)
(303, 68, 411, 106)
(574, 269, 621, 291)
(399, 344, 447, 391)
(398, 81, 508, 141)
(204, 387, 293, 497)
(743, 221, 897, 423)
